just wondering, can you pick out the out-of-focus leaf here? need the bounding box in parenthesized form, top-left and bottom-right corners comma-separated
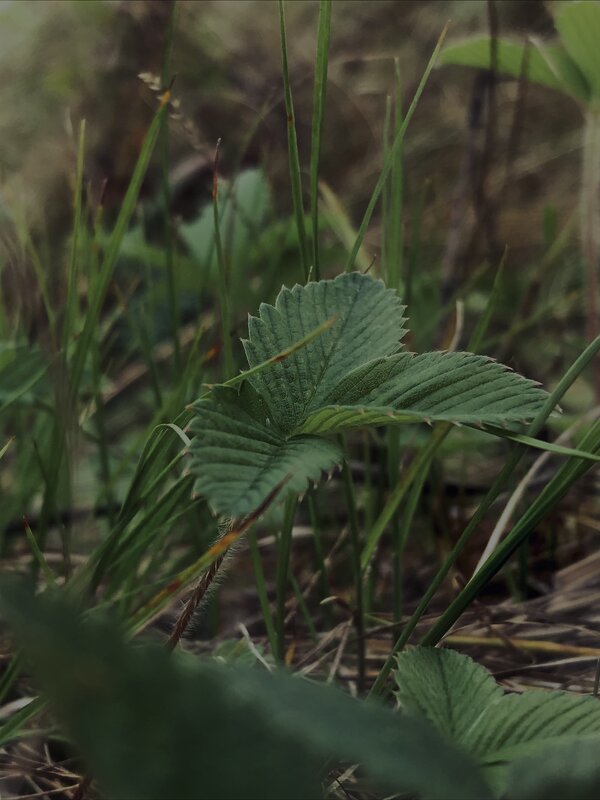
(555, 1, 600, 99)
(439, 36, 590, 102)
(395, 647, 502, 744)
(0, 342, 49, 413)
(0, 579, 492, 800)
(180, 168, 271, 295)
(506, 738, 600, 799)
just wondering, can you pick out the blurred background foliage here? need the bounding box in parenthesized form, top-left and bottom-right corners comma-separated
(0, 0, 589, 373)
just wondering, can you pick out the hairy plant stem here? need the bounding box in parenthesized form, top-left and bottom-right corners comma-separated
(167, 555, 225, 651)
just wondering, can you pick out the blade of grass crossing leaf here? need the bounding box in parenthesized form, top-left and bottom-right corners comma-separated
(346, 22, 448, 272)
(478, 425, 600, 462)
(278, 0, 310, 280)
(386, 63, 404, 606)
(369, 334, 600, 697)
(221, 316, 336, 390)
(69, 102, 168, 399)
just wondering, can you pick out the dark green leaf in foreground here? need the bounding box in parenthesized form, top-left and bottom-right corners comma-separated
(394, 646, 503, 744)
(505, 738, 600, 800)
(0, 580, 491, 800)
(395, 647, 600, 796)
(190, 272, 549, 517)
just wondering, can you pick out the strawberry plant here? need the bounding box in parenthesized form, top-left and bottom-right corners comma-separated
(190, 271, 548, 518)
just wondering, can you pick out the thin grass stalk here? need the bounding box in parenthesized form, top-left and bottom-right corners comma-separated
(69, 101, 167, 400)
(309, 0, 332, 281)
(276, 494, 298, 662)
(381, 94, 392, 279)
(388, 58, 403, 291)
(249, 530, 278, 655)
(0, 656, 21, 707)
(63, 119, 86, 349)
(369, 333, 600, 697)
(290, 573, 318, 642)
(160, 3, 182, 374)
(345, 23, 448, 272)
(422, 418, 600, 646)
(278, 0, 310, 280)
(361, 425, 451, 572)
(0, 697, 46, 748)
(582, 110, 600, 352)
(387, 64, 404, 622)
(91, 326, 115, 528)
(393, 457, 429, 625)
(406, 181, 428, 315)
(340, 455, 366, 692)
(307, 491, 330, 605)
(212, 142, 235, 380)
(469, 248, 507, 353)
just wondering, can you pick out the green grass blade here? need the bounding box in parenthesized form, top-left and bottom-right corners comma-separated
(69, 101, 168, 399)
(278, 0, 310, 280)
(212, 146, 235, 380)
(345, 23, 448, 272)
(249, 530, 278, 655)
(388, 57, 403, 291)
(369, 333, 600, 697)
(276, 494, 297, 662)
(309, 0, 332, 281)
(160, 2, 182, 374)
(360, 425, 451, 571)
(63, 119, 86, 349)
(422, 418, 600, 646)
